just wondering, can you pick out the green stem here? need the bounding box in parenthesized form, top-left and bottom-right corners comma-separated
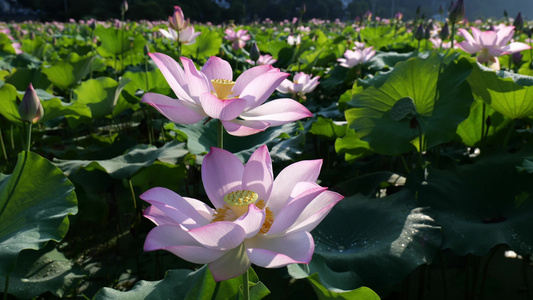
(217, 120, 224, 149)
(481, 102, 486, 143)
(128, 178, 137, 210)
(0, 128, 7, 161)
(3, 274, 8, 300)
(417, 118, 423, 168)
(400, 155, 410, 174)
(211, 281, 221, 300)
(242, 269, 250, 300)
(450, 23, 455, 49)
(26, 122, 32, 153)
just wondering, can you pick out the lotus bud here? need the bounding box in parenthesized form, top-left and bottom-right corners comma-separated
(503, 10, 508, 19)
(121, 0, 128, 14)
(169, 6, 187, 31)
(439, 22, 450, 40)
(525, 27, 532, 38)
(250, 41, 260, 62)
(415, 23, 424, 41)
(448, 0, 465, 24)
(19, 83, 44, 124)
(513, 12, 523, 31)
(424, 22, 432, 40)
(395, 11, 403, 21)
(143, 43, 150, 55)
(512, 52, 523, 65)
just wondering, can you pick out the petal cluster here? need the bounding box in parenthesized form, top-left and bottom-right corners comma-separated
(224, 28, 251, 50)
(142, 145, 343, 282)
(141, 53, 312, 136)
(337, 46, 376, 68)
(159, 26, 201, 45)
(457, 25, 531, 68)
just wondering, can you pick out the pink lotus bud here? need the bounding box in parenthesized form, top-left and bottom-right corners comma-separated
(19, 83, 44, 123)
(121, 0, 128, 13)
(448, 0, 465, 24)
(169, 6, 188, 31)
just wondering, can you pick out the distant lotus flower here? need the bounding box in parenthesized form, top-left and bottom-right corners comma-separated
(159, 26, 201, 45)
(142, 53, 312, 136)
(457, 26, 531, 69)
(287, 34, 301, 46)
(429, 38, 453, 49)
(353, 41, 366, 50)
(395, 11, 403, 21)
(169, 6, 188, 31)
(246, 54, 277, 66)
(224, 28, 251, 50)
(19, 83, 44, 123)
(337, 46, 376, 68)
(142, 145, 343, 282)
(277, 72, 320, 100)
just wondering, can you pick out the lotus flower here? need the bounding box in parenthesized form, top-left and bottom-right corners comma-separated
(169, 6, 188, 31)
(142, 145, 344, 281)
(159, 26, 201, 45)
(141, 53, 312, 136)
(246, 54, 277, 66)
(276, 72, 320, 100)
(287, 34, 301, 46)
(457, 26, 531, 69)
(224, 28, 251, 50)
(337, 46, 376, 68)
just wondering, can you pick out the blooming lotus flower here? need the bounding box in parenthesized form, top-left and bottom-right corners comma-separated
(457, 26, 531, 69)
(169, 6, 188, 31)
(277, 72, 320, 100)
(246, 54, 277, 66)
(142, 146, 344, 281)
(337, 46, 376, 68)
(287, 34, 301, 46)
(159, 26, 201, 45)
(141, 53, 312, 136)
(224, 28, 251, 50)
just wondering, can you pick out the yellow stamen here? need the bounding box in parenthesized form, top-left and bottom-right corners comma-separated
(211, 205, 231, 222)
(256, 200, 274, 234)
(223, 190, 258, 217)
(211, 79, 236, 100)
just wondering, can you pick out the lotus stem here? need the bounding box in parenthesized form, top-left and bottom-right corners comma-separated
(450, 23, 455, 49)
(0, 128, 7, 161)
(211, 281, 221, 300)
(128, 178, 137, 210)
(217, 120, 224, 149)
(242, 269, 250, 300)
(25, 122, 32, 153)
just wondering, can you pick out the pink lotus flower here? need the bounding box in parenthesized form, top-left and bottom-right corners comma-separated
(287, 34, 301, 46)
(246, 54, 277, 66)
(224, 28, 251, 50)
(276, 72, 320, 100)
(141, 53, 312, 136)
(457, 26, 531, 69)
(337, 46, 376, 68)
(142, 146, 344, 281)
(159, 26, 201, 45)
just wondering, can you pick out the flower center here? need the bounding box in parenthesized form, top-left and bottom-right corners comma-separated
(223, 189, 258, 217)
(211, 79, 236, 100)
(212, 191, 274, 234)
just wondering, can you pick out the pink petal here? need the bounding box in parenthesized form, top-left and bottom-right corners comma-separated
(233, 65, 274, 95)
(495, 26, 515, 46)
(199, 93, 247, 121)
(458, 28, 475, 44)
(245, 231, 314, 268)
(276, 79, 293, 94)
(240, 98, 313, 127)
(202, 147, 244, 208)
(209, 244, 251, 282)
(266, 186, 327, 235)
(456, 41, 481, 54)
(180, 57, 211, 103)
(267, 160, 323, 214)
(478, 31, 497, 48)
(148, 53, 193, 103)
(141, 93, 206, 124)
(240, 70, 289, 110)
(470, 27, 482, 44)
(233, 204, 266, 239)
(140, 187, 213, 228)
(221, 119, 269, 136)
(143, 205, 178, 226)
(201, 56, 233, 82)
(187, 221, 246, 250)
(144, 225, 226, 263)
(502, 42, 531, 54)
(284, 190, 344, 234)
(242, 145, 273, 200)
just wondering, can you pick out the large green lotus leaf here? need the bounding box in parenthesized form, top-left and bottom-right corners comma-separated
(0, 33, 18, 55)
(95, 26, 146, 57)
(0, 151, 78, 276)
(53, 140, 188, 179)
(411, 150, 533, 256)
(307, 274, 380, 300)
(73, 76, 131, 118)
(93, 265, 269, 300)
(41, 53, 95, 90)
(172, 121, 305, 162)
(5, 67, 51, 91)
(288, 190, 442, 291)
(0, 244, 84, 299)
(456, 98, 511, 147)
(334, 127, 373, 163)
(181, 30, 222, 63)
(122, 68, 171, 97)
(0, 82, 21, 125)
(309, 116, 346, 140)
(345, 54, 473, 155)
(40, 96, 92, 124)
(467, 62, 533, 119)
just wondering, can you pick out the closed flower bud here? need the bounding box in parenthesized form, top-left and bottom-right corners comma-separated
(415, 23, 425, 41)
(439, 22, 450, 40)
(19, 83, 44, 123)
(143, 43, 150, 55)
(424, 22, 432, 40)
(448, 0, 465, 24)
(513, 12, 523, 31)
(250, 41, 260, 62)
(121, 0, 128, 13)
